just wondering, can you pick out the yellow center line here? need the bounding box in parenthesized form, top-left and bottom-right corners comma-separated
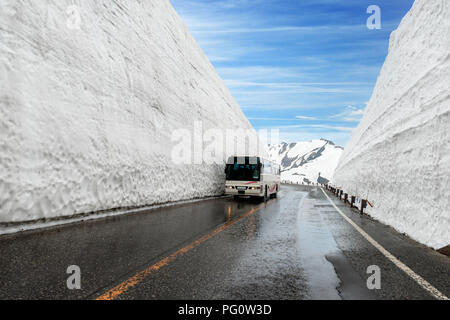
(96, 206, 262, 300)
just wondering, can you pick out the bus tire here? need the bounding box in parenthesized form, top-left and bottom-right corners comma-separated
(274, 185, 280, 198)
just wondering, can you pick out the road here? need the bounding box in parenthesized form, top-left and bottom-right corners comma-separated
(0, 185, 448, 300)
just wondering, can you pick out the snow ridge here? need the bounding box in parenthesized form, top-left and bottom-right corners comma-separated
(333, 0, 450, 249)
(0, 1, 254, 223)
(268, 139, 343, 185)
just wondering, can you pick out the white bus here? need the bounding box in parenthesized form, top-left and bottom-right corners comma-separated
(225, 156, 281, 201)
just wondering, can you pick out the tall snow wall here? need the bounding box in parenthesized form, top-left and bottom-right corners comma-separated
(333, 0, 450, 249)
(0, 0, 256, 223)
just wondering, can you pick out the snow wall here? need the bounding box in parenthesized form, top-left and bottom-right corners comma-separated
(0, 0, 257, 223)
(333, 0, 450, 249)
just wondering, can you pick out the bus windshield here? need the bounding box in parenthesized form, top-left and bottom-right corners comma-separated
(225, 163, 261, 182)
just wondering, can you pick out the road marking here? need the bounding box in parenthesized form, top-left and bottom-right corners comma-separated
(321, 188, 449, 300)
(96, 206, 262, 300)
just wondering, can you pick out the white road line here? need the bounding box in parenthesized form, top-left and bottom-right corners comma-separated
(320, 188, 449, 301)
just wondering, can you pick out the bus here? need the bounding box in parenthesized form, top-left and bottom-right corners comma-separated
(225, 156, 281, 201)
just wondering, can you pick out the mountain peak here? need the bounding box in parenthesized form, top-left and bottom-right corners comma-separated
(320, 138, 335, 146)
(268, 139, 343, 185)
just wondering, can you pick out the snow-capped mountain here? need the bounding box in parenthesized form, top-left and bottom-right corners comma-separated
(268, 139, 343, 185)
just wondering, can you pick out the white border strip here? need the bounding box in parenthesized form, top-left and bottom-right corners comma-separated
(321, 188, 448, 300)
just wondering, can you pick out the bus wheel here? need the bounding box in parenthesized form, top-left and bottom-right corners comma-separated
(273, 185, 279, 198)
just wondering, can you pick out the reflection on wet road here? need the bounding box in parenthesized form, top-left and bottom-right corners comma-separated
(0, 185, 448, 300)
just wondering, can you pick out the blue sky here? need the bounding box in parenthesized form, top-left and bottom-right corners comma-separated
(171, 0, 415, 147)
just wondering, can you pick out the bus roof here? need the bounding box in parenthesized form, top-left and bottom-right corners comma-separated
(226, 156, 280, 166)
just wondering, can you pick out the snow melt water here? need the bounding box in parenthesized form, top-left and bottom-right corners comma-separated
(0, 1, 255, 223)
(333, 0, 450, 249)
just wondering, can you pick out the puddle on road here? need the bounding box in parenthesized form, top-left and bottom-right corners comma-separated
(296, 192, 375, 300)
(297, 197, 342, 300)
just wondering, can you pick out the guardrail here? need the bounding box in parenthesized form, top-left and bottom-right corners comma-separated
(281, 181, 373, 214)
(281, 180, 322, 187)
(324, 184, 373, 214)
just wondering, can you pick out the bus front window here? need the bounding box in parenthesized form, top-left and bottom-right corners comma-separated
(226, 164, 260, 182)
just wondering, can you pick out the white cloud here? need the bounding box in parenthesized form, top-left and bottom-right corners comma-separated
(331, 105, 365, 122)
(296, 116, 319, 121)
(248, 117, 296, 121)
(262, 124, 356, 132)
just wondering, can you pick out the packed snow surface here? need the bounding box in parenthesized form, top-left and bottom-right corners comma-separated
(0, 0, 256, 223)
(333, 0, 450, 249)
(268, 139, 343, 185)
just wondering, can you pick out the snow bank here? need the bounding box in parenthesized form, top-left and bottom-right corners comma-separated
(0, 1, 254, 223)
(268, 140, 343, 185)
(333, 0, 450, 249)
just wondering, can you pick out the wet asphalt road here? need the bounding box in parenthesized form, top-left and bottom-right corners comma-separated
(0, 185, 448, 300)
